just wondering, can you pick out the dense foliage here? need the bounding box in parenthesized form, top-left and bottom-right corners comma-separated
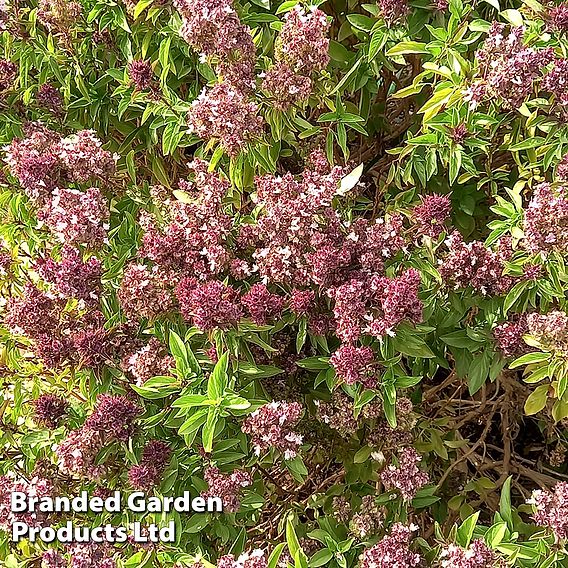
(1, 0, 568, 565)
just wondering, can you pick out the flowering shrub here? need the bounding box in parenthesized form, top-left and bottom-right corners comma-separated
(2, 0, 568, 566)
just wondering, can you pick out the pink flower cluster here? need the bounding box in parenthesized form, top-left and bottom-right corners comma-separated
(474, 23, 553, 109)
(55, 395, 142, 479)
(217, 550, 267, 568)
(188, 83, 264, 156)
(377, 0, 410, 24)
(4, 124, 115, 210)
(175, 0, 256, 92)
(36, 245, 102, 303)
(118, 263, 174, 321)
(202, 466, 252, 512)
(4, 284, 111, 369)
(411, 194, 451, 238)
(359, 523, 421, 568)
(123, 338, 174, 385)
(139, 159, 233, 277)
(493, 314, 531, 358)
(440, 539, 505, 568)
(0, 59, 16, 91)
(329, 269, 423, 343)
(42, 549, 67, 568)
(128, 440, 172, 491)
(330, 344, 375, 387)
(38, 186, 109, 247)
(263, 6, 329, 110)
(32, 393, 69, 429)
(380, 446, 429, 501)
(542, 57, 568, 109)
(0, 472, 53, 531)
(241, 283, 285, 325)
(546, 2, 568, 33)
(530, 481, 568, 540)
(176, 278, 243, 331)
(128, 60, 153, 91)
(37, 83, 63, 115)
(439, 232, 513, 296)
(527, 310, 568, 355)
(524, 183, 568, 254)
(241, 401, 303, 459)
(67, 542, 117, 568)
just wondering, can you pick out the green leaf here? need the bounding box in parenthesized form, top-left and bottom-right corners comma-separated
(524, 384, 549, 415)
(386, 41, 429, 56)
(508, 137, 545, 151)
(509, 351, 549, 368)
(286, 519, 302, 558)
(499, 477, 513, 527)
(267, 543, 287, 568)
(202, 407, 219, 452)
(457, 512, 480, 548)
(346, 14, 374, 32)
(208, 352, 229, 399)
(468, 352, 490, 395)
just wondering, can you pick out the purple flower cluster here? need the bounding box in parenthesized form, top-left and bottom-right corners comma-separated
(0, 59, 16, 91)
(58, 130, 117, 184)
(55, 395, 142, 479)
(276, 6, 330, 74)
(67, 542, 117, 568)
(474, 23, 553, 108)
(524, 183, 568, 254)
(440, 539, 505, 568)
(188, 83, 264, 156)
(529, 482, 568, 540)
(380, 447, 429, 501)
(128, 440, 172, 491)
(37, 83, 63, 114)
(262, 63, 313, 111)
(202, 466, 252, 512)
(527, 310, 568, 355)
(42, 549, 67, 568)
(4, 283, 111, 369)
(123, 338, 174, 385)
(118, 263, 174, 321)
(557, 154, 568, 181)
(241, 283, 285, 325)
(36, 246, 102, 303)
(139, 159, 233, 277)
(329, 269, 423, 342)
(330, 344, 376, 387)
(377, 0, 410, 25)
(0, 472, 53, 531)
(128, 60, 153, 91)
(176, 278, 243, 331)
(38, 186, 109, 247)
(546, 2, 568, 33)
(493, 314, 531, 358)
(4, 124, 115, 205)
(32, 393, 69, 428)
(412, 194, 451, 238)
(542, 57, 568, 111)
(217, 550, 267, 568)
(263, 6, 329, 110)
(175, 0, 256, 92)
(241, 401, 303, 459)
(359, 523, 421, 568)
(439, 232, 513, 296)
